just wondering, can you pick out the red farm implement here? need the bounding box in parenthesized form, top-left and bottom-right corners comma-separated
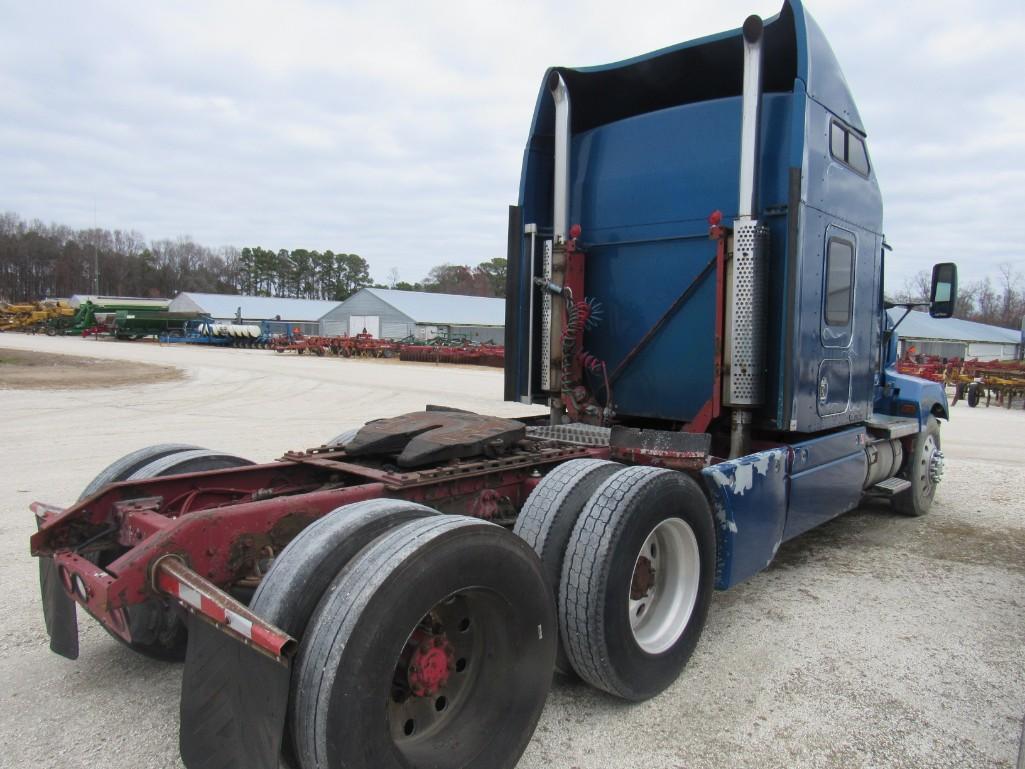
(399, 342, 505, 367)
(897, 356, 1025, 409)
(272, 333, 400, 358)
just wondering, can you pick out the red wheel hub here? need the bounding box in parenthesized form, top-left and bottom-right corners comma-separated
(407, 632, 455, 697)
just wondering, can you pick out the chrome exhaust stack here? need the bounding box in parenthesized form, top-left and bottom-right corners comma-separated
(726, 15, 769, 457)
(549, 72, 571, 248)
(544, 72, 572, 422)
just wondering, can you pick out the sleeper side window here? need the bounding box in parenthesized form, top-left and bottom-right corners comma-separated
(848, 134, 869, 175)
(830, 122, 846, 162)
(824, 238, 854, 326)
(829, 119, 870, 176)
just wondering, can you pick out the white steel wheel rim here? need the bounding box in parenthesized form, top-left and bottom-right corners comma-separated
(628, 517, 700, 655)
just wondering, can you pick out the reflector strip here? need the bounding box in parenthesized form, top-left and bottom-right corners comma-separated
(155, 557, 295, 662)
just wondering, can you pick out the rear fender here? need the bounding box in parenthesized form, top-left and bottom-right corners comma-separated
(700, 447, 789, 589)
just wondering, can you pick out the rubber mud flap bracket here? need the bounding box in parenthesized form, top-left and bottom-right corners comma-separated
(38, 555, 79, 660)
(36, 508, 79, 660)
(179, 616, 291, 769)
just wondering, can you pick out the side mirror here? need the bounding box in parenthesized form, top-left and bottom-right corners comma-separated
(929, 262, 957, 318)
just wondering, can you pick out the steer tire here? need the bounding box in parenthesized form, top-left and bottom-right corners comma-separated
(292, 515, 555, 769)
(559, 466, 715, 701)
(893, 415, 942, 517)
(513, 458, 620, 675)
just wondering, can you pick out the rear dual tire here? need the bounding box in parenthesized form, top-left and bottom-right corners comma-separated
(559, 466, 715, 701)
(513, 458, 621, 675)
(291, 514, 555, 769)
(514, 461, 715, 701)
(78, 444, 253, 661)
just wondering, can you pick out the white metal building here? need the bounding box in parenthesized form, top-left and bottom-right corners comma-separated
(69, 295, 170, 309)
(887, 309, 1021, 361)
(319, 288, 505, 343)
(169, 292, 342, 336)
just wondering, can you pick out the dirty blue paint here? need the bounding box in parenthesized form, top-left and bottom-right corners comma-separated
(877, 367, 950, 426)
(701, 448, 789, 589)
(784, 427, 867, 540)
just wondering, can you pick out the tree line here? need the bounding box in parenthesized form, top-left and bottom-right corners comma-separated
(890, 264, 1024, 331)
(0, 212, 507, 303)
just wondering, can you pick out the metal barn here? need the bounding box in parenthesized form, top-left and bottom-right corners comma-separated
(888, 309, 1021, 361)
(319, 288, 505, 343)
(169, 292, 342, 336)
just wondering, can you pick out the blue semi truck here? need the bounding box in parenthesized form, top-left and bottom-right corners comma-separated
(31, 2, 957, 768)
(503, 0, 956, 590)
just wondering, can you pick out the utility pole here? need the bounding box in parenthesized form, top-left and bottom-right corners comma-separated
(92, 202, 99, 296)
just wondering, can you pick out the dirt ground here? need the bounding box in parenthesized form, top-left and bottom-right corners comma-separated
(0, 334, 1022, 769)
(0, 346, 182, 389)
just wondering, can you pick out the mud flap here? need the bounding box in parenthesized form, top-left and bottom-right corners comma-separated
(180, 616, 290, 769)
(38, 555, 79, 659)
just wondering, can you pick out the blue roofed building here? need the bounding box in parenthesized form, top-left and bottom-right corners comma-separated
(887, 309, 1021, 361)
(169, 292, 342, 336)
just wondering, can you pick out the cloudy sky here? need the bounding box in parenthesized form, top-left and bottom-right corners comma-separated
(1, 0, 1023, 290)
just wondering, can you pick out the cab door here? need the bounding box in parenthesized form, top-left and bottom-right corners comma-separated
(817, 225, 856, 417)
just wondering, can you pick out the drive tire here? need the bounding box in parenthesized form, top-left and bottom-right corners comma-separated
(292, 515, 555, 769)
(78, 443, 201, 501)
(81, 446, 251, 661)
(250, 499, 439, 641)
(126, 449, 254, 480)
(513, 458, 620, 675)
(559, 466, 715, 701)
(893, 415, 942, 517)
(251, 498, 439, 767)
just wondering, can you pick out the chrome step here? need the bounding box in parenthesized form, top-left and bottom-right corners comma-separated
(865, 413, 920, 439)
(872, 476, 912, 496)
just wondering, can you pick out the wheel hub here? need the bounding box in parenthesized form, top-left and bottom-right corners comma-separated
(407, 631, 455, 697)
(929, 449, 945, 485)
(630, 556, 656, 601)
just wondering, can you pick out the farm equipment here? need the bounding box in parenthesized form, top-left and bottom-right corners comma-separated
(111, 311, 205, 340)
(399, 339, 505, 367)
(159, 318, 279, 348)
(272, 332, 401, 357)
(29, 3, 962, 769)
(61, 298, 172, 336)
(895, 355, 1025, 409)
(950, 360, 1023, 409)
(0, 300, 75, 333)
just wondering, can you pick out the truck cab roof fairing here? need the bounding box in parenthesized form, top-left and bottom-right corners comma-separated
(518, 0, 864, 208)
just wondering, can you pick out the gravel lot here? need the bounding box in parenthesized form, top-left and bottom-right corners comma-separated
(1, 334, 1022, 769)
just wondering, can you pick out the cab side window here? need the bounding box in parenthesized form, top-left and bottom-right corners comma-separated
(824, 238, 854, 326)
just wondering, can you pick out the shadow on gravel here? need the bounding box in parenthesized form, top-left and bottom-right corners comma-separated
(769, 500, 1025, 575)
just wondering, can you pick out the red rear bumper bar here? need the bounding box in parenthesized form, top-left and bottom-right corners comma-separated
(154, 556, 295, 663)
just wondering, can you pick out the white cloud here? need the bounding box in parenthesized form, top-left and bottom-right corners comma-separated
(0, 0, 1022, 288)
